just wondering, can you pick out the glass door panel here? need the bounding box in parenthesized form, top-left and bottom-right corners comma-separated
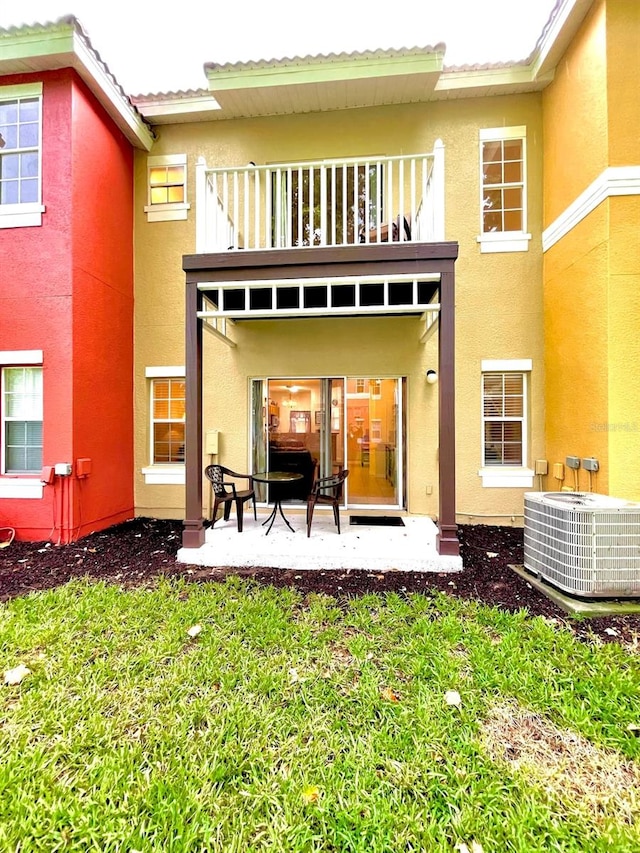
(252, 377, 401, 507)
(346, 378, 401, 506)
(251, 379, 267, 501)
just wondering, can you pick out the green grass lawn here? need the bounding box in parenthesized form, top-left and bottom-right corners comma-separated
(1, 577, 639, 852)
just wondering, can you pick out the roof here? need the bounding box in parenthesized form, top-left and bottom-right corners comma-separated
(2, 1, 595, 127)
(0, 16, 154, 149)
(134, 0, 594, 122)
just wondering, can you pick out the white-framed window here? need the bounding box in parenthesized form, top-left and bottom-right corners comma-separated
(151, 378, 185, 463)
(144, 154, 190, 222)
(477, 126, 531, 253)
(141, 367, 186, 485)
(2, 366, 43, 474)
(482, 372, 525, 466)
(0, 83, 44, 228)
(479, 359, 534, 488)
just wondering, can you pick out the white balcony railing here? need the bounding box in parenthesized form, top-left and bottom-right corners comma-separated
(195, 141, 444, 254)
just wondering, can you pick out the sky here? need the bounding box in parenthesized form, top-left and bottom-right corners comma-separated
(0, 0, 559, 95)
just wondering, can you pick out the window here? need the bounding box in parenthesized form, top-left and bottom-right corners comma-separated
(2, 366, 43, 473)
(482, 372, 525, 466)
(477, 126, 530, 253)
(151, 378, 185, 464)
(144, 154, 190, 222)
(479, 359, 534, 488)
(0, 83, 43, 228)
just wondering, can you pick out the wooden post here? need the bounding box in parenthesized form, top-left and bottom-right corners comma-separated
(437, 265, 459, 556)
(182, 278, 205, 548)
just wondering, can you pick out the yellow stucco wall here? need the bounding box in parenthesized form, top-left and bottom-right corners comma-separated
(543, 0, 640, 501)
(608, 195, 640, 499)
(606, 0, 640, 166)
(543, 206, 610, 493)
(134, 94, 545, 522)
(543, 0, 608, 227)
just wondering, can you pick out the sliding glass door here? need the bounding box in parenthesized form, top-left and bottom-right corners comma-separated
(251, 377, 403, 507)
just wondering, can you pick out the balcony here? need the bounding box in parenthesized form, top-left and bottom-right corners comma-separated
(195, 142, 444, 254)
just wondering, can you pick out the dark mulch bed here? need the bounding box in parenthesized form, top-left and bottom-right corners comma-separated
(1, 518, 639, 648)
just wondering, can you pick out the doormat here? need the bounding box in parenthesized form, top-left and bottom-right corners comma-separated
(349, 516, 405, 527)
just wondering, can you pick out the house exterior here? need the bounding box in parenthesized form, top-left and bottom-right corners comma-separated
(0, 19, 153, 542)
(0, 0, 638, 555)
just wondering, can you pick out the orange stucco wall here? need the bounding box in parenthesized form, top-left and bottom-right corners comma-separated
(543, 206, 610, 493)
(543, 0, 608, 228)
(0, 70, 134, 540)
(608, 195, 640, 498)
(606, 0, 640, 166)
(543, 0, 640, 500)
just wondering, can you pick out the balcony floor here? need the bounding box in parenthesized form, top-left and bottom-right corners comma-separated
(177, 509, 462, 573)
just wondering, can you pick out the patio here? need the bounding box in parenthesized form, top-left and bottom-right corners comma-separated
(177, 509, 463, 572)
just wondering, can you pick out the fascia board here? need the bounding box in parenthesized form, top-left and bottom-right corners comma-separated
(530, 0, 595, 80)
(207, 53, 444, 93)
(70, 31, 154, 150)
(435, 64, 547, 94)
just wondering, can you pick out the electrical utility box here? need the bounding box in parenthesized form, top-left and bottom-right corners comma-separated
(205, 429, 219, 455)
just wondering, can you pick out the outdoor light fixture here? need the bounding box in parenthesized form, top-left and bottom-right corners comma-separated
(0, 133, 5, 149)
(426, 369, 438, 384)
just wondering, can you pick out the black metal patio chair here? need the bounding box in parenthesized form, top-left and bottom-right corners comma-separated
(204, 465, 256, 533)
(306, 469, 349, 537)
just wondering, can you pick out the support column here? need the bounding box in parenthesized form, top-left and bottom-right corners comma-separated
(437, 266, 459, 556)
(182, 279, 205, 548)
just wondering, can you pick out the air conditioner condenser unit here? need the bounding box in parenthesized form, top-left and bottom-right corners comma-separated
(524, 492, 640, 598)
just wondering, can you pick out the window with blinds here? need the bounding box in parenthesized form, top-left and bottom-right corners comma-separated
(2, 366, 43, 473)
(152, 378, 185, 464)
(482, 372, 525, 466)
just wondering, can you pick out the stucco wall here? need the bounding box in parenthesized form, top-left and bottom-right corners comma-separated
(543, 0, 608, 227)
(70, 75, 135, 534)
(543, 205, 610, 493)
(542, 0, 640, 501)
(0, 69, 134, 540)
(134, 94, 545, 522)
(606, 0, 640, 166)
(608, 195, 640, 499)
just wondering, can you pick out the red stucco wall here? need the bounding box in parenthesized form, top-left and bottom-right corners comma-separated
(0, 69, 134, 541)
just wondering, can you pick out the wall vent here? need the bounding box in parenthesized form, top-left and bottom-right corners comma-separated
(524, 492, 640, 598)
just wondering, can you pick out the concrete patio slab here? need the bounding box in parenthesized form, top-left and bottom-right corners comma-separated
(178, 510, 462, 573)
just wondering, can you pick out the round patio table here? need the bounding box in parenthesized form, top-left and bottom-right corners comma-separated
(252, 471, 304, 535)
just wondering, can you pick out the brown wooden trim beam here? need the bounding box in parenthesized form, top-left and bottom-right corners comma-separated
(183, 241, 459, 273)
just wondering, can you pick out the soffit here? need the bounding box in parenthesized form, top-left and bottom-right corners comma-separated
(203, 47, 446, 118)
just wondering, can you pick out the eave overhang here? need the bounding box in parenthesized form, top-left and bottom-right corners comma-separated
(0, 18, 154, 150)
(133, 0, 595, 125)
(203, 47, 446, 118)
